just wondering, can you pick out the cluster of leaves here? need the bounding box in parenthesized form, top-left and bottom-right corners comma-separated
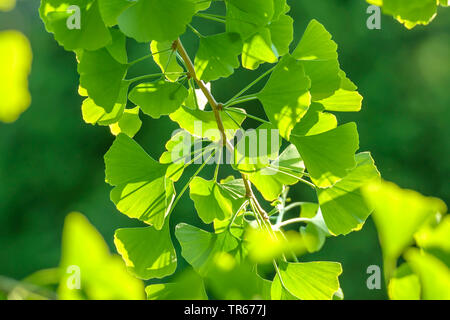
(363, 181, 449, 300)
(0, 0, 32, 123)
(367, 0, 449, 29)
(35, 0, 448, 300)
(37, 0, 380, 300)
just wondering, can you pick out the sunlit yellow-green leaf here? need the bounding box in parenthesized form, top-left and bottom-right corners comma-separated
(150, 41, 182, 82)
(0, 0, 15, 11)
(405, 249, 450, 300)
(114, 223, 176, 280)
(291, 123, 359, 188)
(109, 107, 142, 138)
(317, 152, 380, 235)
(104, 134, 175, 229)
(362, 180, 447, 263)
(277, 261, 342, 300)
(58, 212, 144, 300)
(388, 263, 421, 300)
(0, 31, 32, 123)
(258, 55, 311, 139)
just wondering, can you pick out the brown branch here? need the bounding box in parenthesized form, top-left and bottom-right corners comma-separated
(174, 39, 269, 220)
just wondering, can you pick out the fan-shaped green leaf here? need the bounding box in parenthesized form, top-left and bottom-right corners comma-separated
(189, 177, 246, 224)
(40, 0, 111, 51)
(78, 48, 128, 112)
(367, 0, 438, 29)
(175, 223, 240, 276)
(241, 28, 278, 70)
(277, 261, 342, 300)
(291, 123, 359, 188)
(110, 107, 142, 138)
(225, 0, 274, 40)
(362, 180, 447, 262)
(114, 224, 177, 280)
(117, 0, 196, 42)
(129, 80, 188, 119)
(98, 0, 134, 27)
(292, 19, 341, 101)
(317, 152, 380, 235)
(106, 28, 128, 64)
(269, 13, 294, 57)
(258, 55, 311, 139)
(104, 134, 175, 230)
(291, 103, 337, 136)
(195, 32, 243, 82)
(58, 212, 144, 300)
(81, 81, 129, 126)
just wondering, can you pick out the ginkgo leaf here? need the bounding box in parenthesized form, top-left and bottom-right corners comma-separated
(189, 177, 246, 224)
(317, 152, 380, 236)
(258, 55, 311, 139)
(40, 0, 111, 51)
(109, 107, 142, 138)
(241, 28, 278, 70)
(367, 0, 438, 29)
(414, 216, 450, 256)
(291, 103, 337, 137)
(292, 19, 341, 101)
(114, 223, 177, 280)
(248, 144, 305, 201)
(271, 274, 298, 300)
(315, 70, 362, 112)
(106, 28, 128, 64)
(195, 32, 243, 82)
(78, 48, 128, 112)
(388, 263, 421, 300)
(98, 0, 134, 27)
(291, 123, 359, 188)
(169, 106, 246, 142)
(175, 223, 240, 276)
(225, 0, 274, 40)
(128, 80, 188, 119)
(405, 249, 450, 299)
(145, 269, 208, 300)
(117, 0, 196, 42)
(104, 134, 175, 230)
(81, 81, 129, 126)
(362, 180, 447, 262)
(0, 30, 32, 123)
(269, 13, 294, 57)
(58, 212, 144, 300)
(277, 261, 342, 300)
(150, 41, 182, 82)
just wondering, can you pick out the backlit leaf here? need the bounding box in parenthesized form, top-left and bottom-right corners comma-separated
(195, 32, 243, 82)
(258, 55, 311, 139)
(114, 223, 177, 280)
(277, 261, 342, 300)
(129, 80, 188, 119)
(117, 0, 196, 42)
(317, 152, 380, 235)
(291, 123, 359, 188)
(104, 134, 175, 229)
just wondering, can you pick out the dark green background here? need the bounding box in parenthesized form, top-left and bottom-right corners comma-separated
(0, 0, 448, 300)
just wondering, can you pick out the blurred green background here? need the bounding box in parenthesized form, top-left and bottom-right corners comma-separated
(0, 0, 448, 300)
